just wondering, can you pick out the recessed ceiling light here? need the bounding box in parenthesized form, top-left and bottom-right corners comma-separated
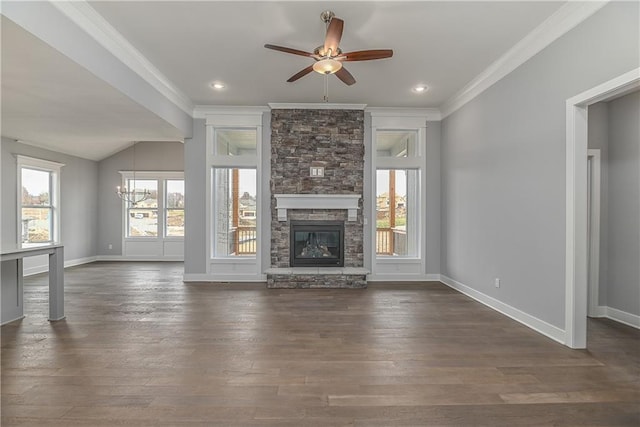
(211, 82, 226, 90)
(412, 85, 428, 93)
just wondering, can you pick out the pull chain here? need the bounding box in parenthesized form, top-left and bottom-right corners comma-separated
(323, 74, 329, 103)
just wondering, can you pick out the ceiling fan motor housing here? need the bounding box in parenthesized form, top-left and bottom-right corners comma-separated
(320, 10, 335, 24)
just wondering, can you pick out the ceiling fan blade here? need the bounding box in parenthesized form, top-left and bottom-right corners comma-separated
(338, 49, 394, 61)
(335, 67, 356, 86)
(323, 18, 344, 56)
(287, 65, 314, 82)
(264, 44, 315, 58)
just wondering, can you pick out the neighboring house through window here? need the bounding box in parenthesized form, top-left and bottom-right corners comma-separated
(119, 171, 184, 259)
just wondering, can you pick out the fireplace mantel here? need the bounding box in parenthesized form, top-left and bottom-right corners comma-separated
(274, 194, 360, 222)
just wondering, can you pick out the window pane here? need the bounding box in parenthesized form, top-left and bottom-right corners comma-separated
(166, 210, 184, 237)
(127, 179, 158, 207)
(215, 129, 257, 156)
(376, 169, 418, 257)
(376, 131, 417, 158)
(166, 180, 184, 208)
(128, 209, 158, 237)
(213, 168, 257, 257)
(21, 168, 50, 205)
(21, 207, 51, 243)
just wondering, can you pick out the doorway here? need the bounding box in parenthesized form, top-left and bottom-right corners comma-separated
(565, 67, 639, 349)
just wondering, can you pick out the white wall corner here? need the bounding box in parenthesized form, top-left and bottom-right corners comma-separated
(440, 275, 566, 345)
(440, 1, 609, 118)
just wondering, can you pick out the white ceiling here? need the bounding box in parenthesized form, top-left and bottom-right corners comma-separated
(0, 16, 185, 161)
(1, 1, 566, 161)
(89, 1, 564, 107)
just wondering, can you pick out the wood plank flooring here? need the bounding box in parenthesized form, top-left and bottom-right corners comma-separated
(2, 262, 639, 426)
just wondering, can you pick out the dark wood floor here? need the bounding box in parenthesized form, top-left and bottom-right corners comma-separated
(1, 262, 638, 426)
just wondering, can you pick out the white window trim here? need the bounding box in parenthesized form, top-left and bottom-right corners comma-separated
(205, 109, 264, 278)
(119, 171, 184, 243)
(368, 113, 428, 279)
(16, 155, 65, 248)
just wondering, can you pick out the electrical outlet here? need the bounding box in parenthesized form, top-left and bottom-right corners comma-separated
(494, 278, 500, 288)
(108, 244, 113, 250)
(310, 166, 324, 177)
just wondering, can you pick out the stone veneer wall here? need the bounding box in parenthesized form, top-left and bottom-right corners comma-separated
(269, 109, 365, 288)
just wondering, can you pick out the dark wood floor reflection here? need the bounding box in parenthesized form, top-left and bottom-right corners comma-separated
(2, 262, 639, 426)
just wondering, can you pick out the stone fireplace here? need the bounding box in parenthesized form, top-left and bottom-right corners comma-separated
(266, 108, 367, 288)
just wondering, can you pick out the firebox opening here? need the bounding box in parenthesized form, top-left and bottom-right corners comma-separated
(290, 221, 345, 267)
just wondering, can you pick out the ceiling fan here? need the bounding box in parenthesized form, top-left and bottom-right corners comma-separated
(264, 10, 393, 86)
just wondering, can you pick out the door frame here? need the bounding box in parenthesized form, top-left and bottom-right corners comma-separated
(565, 68, 639, 348)
(587, 149, 601, 318)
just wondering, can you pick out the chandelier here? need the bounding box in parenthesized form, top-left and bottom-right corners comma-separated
(116, 142, 151, 206)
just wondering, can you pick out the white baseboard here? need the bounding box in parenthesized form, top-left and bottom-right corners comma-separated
(589, 305, 608, 317)
(594, 306, 640, 329)
(440, 275, 566, 344)
(23, 256, 98, 277)
(66, 256, 98, 268)
(183, 273, 267, 282)
(367, 273, 442, 282)
(96, 256, 184, 262)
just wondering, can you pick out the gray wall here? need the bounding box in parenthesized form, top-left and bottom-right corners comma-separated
(607, 91, 640, 316)
(426, 121, 441, 275)
(184, 119, 207, 274)
(97, 141, 184, 256)
(1, 138, 99, 262)
(441, 2, 639, 329)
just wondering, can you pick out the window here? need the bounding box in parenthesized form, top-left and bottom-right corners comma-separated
(376, 169, 419, 256)
(375, 130, 421, 258)
(209, 120, 261, 260)
(126, 179, 158, 237)
(165, 179, 185, 237)
(17, 156, 64, 247)
(120, 173, 184, 239)
(215, 129, 257, 156)
(205, 108, 264, 279)
(213, 168, 257, 256)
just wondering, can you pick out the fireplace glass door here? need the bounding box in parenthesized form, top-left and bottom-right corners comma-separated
(290, 221, 344, 267)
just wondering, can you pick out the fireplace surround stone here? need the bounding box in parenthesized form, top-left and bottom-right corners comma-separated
(268, 108, 366, 288)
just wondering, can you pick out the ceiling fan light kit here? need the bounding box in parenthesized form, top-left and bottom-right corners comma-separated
(264, 10, 393, 87)
(313, 58, 342, 75)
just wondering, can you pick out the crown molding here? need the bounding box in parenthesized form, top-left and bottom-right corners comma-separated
(440, 1, 609, 119)
(193, 105, 270, 119)
(366, 107, 441, 121)
(268, 103, 367, 110)
(50, 1, 194, 117)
